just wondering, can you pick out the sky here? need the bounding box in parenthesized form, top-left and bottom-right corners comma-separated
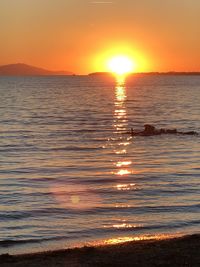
(0, 0, 199, 74)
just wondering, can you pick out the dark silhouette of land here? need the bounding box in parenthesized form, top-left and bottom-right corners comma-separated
(1, 234, 199, 267)
(1, 65, 199, 76)
(0, 63, 74, 76)
(89, 72, 114, 77)
(89, 71, 200, 76)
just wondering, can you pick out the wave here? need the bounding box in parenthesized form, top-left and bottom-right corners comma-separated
(0, 204, 199, 221)
(1, 219, 199, 248)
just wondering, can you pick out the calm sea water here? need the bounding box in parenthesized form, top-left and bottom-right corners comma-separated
(0, 75, 200, 254)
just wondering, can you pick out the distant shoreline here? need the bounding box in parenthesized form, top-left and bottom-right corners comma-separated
(1, 234, 200, 267)
(1, 72, 200, 77)
(89, 71, 200, 76)
(0, 63, 200, 76)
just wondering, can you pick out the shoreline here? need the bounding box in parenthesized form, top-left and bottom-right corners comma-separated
(1, 233, 199, 266)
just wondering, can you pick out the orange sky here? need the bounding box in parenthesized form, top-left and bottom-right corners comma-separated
(0, 0, 199, 74)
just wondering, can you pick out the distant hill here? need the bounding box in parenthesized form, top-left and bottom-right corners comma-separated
(0, 63, 74, 76)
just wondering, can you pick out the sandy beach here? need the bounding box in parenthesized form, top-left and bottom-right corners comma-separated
(1, 234, 199, 267)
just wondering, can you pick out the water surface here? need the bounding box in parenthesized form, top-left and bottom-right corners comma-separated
(0, 75, 199, 254)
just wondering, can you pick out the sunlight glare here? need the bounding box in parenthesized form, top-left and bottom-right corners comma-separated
(107, 56, 135, 75)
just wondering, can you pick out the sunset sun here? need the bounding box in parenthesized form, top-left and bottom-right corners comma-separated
(107, 56, 135, 75)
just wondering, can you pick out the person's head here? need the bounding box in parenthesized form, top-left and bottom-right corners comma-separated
(144, 124, 155, 132)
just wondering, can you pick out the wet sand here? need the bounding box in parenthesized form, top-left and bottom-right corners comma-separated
(1, 234, 199, 267)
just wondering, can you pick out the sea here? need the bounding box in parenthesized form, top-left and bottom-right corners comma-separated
(0, 75, 199, 255)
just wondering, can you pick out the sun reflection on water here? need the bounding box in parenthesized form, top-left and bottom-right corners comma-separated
(112, 223, 132, 228)
(86, 233, 182, 248)
(112, 77, 134, 178)
(103, 234, 180, 245)
(115, 169, 131, 176)
(116, 183, 136, 190)
(116, 161, 132, 167)
(115, 149, 127, 154)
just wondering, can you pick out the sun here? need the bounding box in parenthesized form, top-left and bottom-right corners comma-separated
(107, 55, 135, 75)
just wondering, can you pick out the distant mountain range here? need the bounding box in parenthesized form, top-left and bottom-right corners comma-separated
(0, 63, 74, 76)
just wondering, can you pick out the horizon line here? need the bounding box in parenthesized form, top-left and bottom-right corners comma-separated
(0, 63, 200, 76)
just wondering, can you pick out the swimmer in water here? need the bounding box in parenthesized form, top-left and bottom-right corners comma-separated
(129, 124, 198, 136)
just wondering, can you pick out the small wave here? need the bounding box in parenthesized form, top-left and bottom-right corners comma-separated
(0, 204, 199, 222)
(93, 204, 200, 215)
(0, 238, 55, 248)
(1, 219, 199, 249)
(48, 146, 102, 152)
